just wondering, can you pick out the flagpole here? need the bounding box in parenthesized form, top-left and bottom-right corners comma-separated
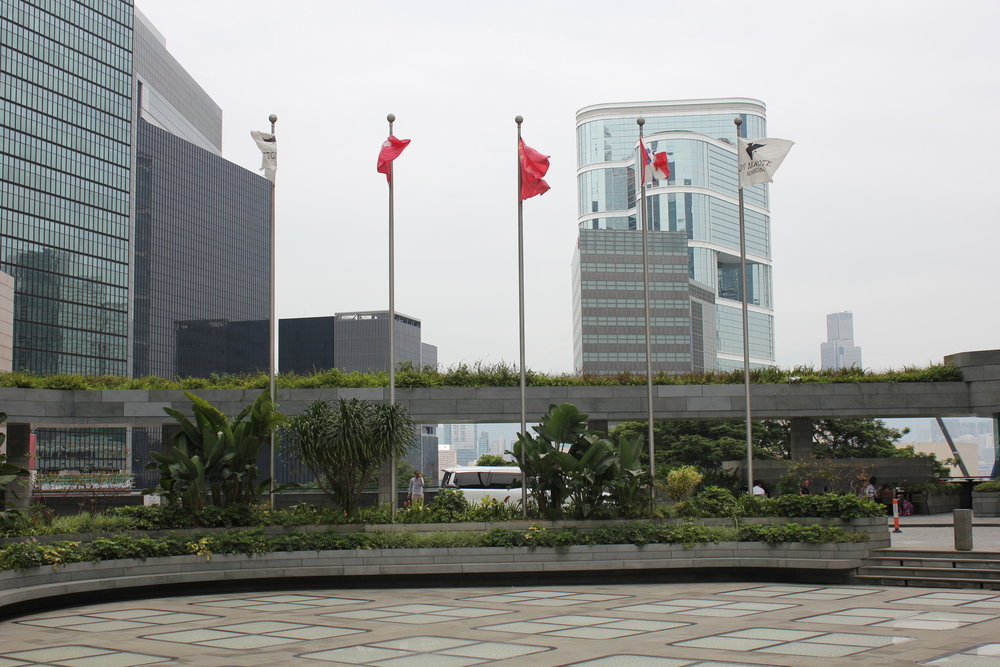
(515, 115, 527, 519)
(637, 118, 656, 502)
(267, 113, 277, 510)
(387, 113, 398, 520)
(734, 116, 754, 495)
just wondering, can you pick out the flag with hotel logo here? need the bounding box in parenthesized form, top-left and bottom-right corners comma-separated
(738, 137, 793, 186)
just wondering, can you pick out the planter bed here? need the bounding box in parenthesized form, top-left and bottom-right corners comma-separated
(0, 518, 887, 615)
(1, 516, 889, 546)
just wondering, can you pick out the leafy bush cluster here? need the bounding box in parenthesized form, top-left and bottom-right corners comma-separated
(1, 494, 530, 538)
(974, 481, 1000, 492)
(2, 488, 885, 539)
(671, 488, 885, 520)
(0, 362, 962, 391)
(0, 521, 865, 571)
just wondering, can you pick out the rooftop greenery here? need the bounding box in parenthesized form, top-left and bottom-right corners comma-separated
(0, 362, 962, 391)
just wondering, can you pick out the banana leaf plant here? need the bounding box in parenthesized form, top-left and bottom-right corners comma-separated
(606, 432, 651, 518)
(148, 391, 284, 510)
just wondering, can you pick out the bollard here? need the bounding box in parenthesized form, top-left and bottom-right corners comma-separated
(954, 508, 974, 551)
(892, 497, 902, 533)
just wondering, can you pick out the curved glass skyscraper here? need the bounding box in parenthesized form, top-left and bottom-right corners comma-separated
(573, 99, 775, 374)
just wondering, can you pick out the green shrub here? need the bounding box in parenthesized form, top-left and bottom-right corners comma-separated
(48, 512, 135, 535)
(773, 493, 884, 519)
(0, 511, 30, 537)
(430, 488, 470, 521)
(673, 486, 737, 518)
(462, 497, 521, 522)
(664, 466, 703, 501)
(737, 523, 864, 544)
(974, 481, 1000, 492)
(0, 362, 962, 391)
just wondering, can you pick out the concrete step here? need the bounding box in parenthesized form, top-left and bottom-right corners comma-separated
(858, 565, 1000, 581)
(855, 574, 1000, 590)
(865, 557, 1000, 570)
(872, 548, 1000, 560)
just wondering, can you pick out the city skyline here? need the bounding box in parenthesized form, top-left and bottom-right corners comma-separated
(135, 0, 1000, 374)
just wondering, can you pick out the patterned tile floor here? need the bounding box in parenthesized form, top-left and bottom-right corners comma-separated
(5, 582, 1000, 665)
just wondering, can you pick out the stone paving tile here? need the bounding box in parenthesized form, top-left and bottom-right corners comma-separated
(16, 609, 220, 633)
(924, 642, 1000, 664)
(612, 599, 797, 618)
(796, 607, 998, 630)
(191, 593, 372, 612)
(718, 584, 881, 600)
(890, 592, 1000, 608)
(671, 628, 913, 658)
(322, 603, 515, 625)
(0, 645, 172, 666)
(8, 582, 1000, 665)
(477, 613, 689, 639)
(458, 590, 631, 607)
(140, 620, 366, 650)
(297, 635, 551, 664)
(565, 657, 777, 666)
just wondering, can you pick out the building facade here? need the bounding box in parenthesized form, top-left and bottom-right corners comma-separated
(573, 99, 776, 374)
(821, 311, 862, 370)
(2, 0, 134, 375)
(278, 311, 440, 480)
(1, 2, 270, 480)
(1, 2, 270, 379)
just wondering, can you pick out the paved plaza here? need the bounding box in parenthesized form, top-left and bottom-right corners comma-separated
(3, 517, 1000, 665)
(4, 579, 1000, 666)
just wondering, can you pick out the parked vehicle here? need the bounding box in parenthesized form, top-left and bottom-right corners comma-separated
(440, 466, 524, 503)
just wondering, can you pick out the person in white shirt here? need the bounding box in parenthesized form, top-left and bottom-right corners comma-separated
(752, 480, 767, 497)
(407, 471, 425, 507)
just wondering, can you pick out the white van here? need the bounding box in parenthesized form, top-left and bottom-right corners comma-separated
(440, 466, 524, 504)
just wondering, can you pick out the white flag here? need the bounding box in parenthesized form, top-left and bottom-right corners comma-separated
(250, 130, 277, 183)
(738, 137, 793, 187)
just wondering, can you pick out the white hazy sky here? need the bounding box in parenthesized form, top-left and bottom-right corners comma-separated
(137, 0, 1000, 375)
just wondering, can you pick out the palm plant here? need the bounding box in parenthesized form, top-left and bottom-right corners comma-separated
(287, 399, 415, 515)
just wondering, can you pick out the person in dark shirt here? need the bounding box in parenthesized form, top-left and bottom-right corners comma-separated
(799, 479, 812, 496)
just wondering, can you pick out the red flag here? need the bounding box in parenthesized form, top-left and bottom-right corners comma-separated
(639, 138, 670, 184)
(377, 135, 410, 183)
(518, 138, 550, 199)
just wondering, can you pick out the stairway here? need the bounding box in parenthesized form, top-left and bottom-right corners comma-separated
(856, 548, 1000, 589)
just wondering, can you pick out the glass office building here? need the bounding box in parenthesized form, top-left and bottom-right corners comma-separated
(573, 99, 776, 373)
(1, 2, 269, 379)
(1, 0, 134, 375)
(2, 2, 271, 480)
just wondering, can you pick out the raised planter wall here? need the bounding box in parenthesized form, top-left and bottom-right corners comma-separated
(0, 518, 887, 614)
(973, 492, 1000, 517)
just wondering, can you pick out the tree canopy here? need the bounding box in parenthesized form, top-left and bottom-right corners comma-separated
(610, 418, 913, 471)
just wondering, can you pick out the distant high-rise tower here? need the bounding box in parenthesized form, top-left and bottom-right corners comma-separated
(572, 99, 775, 374)
(821, 311, 862, 370)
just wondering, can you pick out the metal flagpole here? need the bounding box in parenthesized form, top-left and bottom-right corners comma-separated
(637, 118, 656, 501)
(734, 116, 754, 495)
(267, 113, 277, 509)
(387, 113, 398, 520)
(515, 115, 528, 519)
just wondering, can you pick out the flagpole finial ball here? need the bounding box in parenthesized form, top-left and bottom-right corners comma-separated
(636, 117, 645, 126)
(387, 113, 396, 123)
(268, 114, 277, 124)
(733, 117, 742, 127)
(515, 115, 523, 124)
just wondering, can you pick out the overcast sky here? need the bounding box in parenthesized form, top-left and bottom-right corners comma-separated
(136, 0, 1000, 375)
